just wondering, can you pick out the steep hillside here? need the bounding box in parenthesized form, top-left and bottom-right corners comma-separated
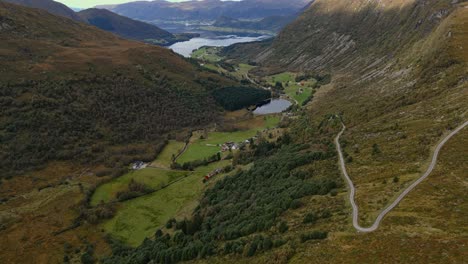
(220, 0, 468, 262)
(101, 0, 311, 21)
(0, 1, 237, 180)
(250, 0, 468, 224)
(3, 0, 83, 21)
(77, 8, 179, 45)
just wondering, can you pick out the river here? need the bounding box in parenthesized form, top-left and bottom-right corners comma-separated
(169, 35, 270, 57)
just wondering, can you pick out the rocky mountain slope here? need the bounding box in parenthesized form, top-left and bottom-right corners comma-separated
(218, 0, 467, 262)
(256, 0, 468, 223)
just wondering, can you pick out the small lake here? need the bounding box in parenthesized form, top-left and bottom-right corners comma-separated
(253, 99, 292, 115)
(169, 35, 270, 57)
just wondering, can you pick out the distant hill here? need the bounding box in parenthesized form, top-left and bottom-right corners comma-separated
(3, 0, 196, 45)
(78, 8, 182, 45)
(3, 0, 83, 21)
(0, 1, 237, 179)
(99, 0, 312, 21)
(213, 15, 295, 33)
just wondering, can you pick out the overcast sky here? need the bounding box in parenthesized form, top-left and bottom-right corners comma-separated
(55, 0, 239, 9)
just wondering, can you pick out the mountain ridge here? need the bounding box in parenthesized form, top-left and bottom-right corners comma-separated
(99, 0, 312, 21)
(3, 0, 83, 21)
(77, 8, 181, 45)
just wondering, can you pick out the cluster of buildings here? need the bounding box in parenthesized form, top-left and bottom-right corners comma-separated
(131, 161, 147, 170)
(204, 168, 222, 182)
(221, 141, 240, 152)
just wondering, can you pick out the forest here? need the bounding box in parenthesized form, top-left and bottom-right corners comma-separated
(212, 86, 271, 111)
(0, 73, 222, 178)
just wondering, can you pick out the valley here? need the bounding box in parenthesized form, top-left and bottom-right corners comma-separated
(0, 0, 467, 264)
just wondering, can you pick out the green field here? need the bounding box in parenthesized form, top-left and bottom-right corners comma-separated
(177, 116, 280, 164)
(203, 63, 223, 72)
(191, 47, 223, 62)
(151, 140, 185, 169)
(91, 168, 189, 205)
(266, 72, 317, 105)
(284, 85, 315, 105)
(103, 160, 232, 246)
(231, 63, 256, 79)
(269, 72, 295, 83)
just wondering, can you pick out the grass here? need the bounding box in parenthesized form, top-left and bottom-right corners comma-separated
(284, 82, 316, 105)
(203, 63, 224, 72)
(103, 160, 232, 246)
(268, 72, 295, 83)
(231, 63, 256, 79)
(177, 116, 280, 164)
(191, 47, 223, 62)
(151, 140, 186, 169)
(265, 72, 317, 105)
(91, 168, 190, 205)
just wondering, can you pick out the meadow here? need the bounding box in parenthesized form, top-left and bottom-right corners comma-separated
(266, 72, 317, 105)
(150, 140, 186, 169)
(91, 168, 190, 205)
(268, 72, 295, 83)
(231, 63, 256, 79)
(103, 160, 232, 246)
(176, 115, 280, 164)
(191, 47, 223, 62)
(284, 83, 316, 105)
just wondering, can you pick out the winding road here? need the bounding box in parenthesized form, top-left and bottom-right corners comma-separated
(335, 120, 468, 232)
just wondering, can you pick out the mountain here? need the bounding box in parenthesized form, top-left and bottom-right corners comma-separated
(0, 1, 238, 180)
(99, 0, 312, 21)
(213, 15, 295, 33)
(77, 8, 181, 45)
(217, 0, 468, 262)
(3, 0, 83, 21)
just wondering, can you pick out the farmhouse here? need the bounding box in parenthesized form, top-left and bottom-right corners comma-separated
(131, 161, 146, 170)
(221, 142, 239, 152)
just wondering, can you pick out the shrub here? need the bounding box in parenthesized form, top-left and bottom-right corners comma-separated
(300, 231, 328, 242)
(289, 199, 303, 209)
(303, 213, 317, 224)
(278, 221, 288, 233)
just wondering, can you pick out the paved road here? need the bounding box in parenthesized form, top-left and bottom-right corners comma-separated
(335, 120, 468, 232)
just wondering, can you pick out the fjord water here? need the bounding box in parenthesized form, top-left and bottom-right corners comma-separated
(253, 99, 292, 115)
(169, 35, 270, 57)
